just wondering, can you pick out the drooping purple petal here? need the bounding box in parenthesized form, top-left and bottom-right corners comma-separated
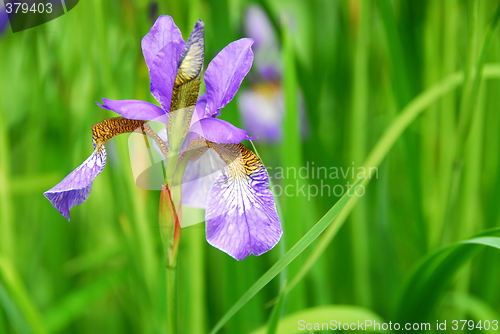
(150, 41, 184, 111)
(44, 148, 106, 221)
(97, 99, 166, 121)
(205, 38, 254, 117)
(205, 143, 282, 260)
(237, 87, 283, 142)
(182, 149, 226, 209)
(190, 118, 250, 144)
(141, 15, 185, 71)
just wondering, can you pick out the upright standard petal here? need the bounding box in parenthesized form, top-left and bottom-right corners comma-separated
(141, 15, 185, 71)
(190, 118, 250, 144)
(97, 99, 166, 120)
(205, 38, 254, 117)
(150, 41, 184, 111)
(205, 143, 282, 260)
(44, 147, 106, 221)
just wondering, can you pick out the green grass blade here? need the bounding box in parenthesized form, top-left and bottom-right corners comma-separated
(279, 12, 311, 312)
(250, 140, 287, 288)
(44, 271, 125, 333)
(265, 281, 286, 334)
(0, 256, 46, 334)
(456, 1, 500, 160)
(208, 177, 364, 334)
(394, 231, 500, 323)
(376, 0, 414, 107)
(446, 292, 500, 322)
(348, 0, 372, 308)
(250, 305, 385, 334)
(285, 63, 500, 294)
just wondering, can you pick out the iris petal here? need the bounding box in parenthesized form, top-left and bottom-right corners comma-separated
(44, 147, 106, 221)
(244, 6, 282, 80)
(182, 149, 226, 209)
(0, 4, 8, 35)
(205, 38, 254, 117)
(150, 41, 184, 111)
(190, 118, 249, 144)
(141, 15, 185, 73)
(97, 99, 167, 121)
(237, 88, 283, 142)
(176, 20, 205, 83)
(205, 143, 282, 260)
(191, 94, 208, 126)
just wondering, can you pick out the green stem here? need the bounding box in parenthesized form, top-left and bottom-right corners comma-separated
(166, 266, 177, 334)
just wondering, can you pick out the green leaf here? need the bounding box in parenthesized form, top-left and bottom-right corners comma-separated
(394, 229, 500, 323)
(208, 177, 364, 334)
(250, 305, 385, 334)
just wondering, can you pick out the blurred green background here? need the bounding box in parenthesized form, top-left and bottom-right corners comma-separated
(2, 0, 500, 333)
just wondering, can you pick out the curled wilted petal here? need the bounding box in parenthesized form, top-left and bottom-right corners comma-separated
(44, 148, 106, 221)
(205, 143, 282, 260)
(205, 38, 254, 117)
(44, 118, 167, 220)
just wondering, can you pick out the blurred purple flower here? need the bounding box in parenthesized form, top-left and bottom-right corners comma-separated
(238, 5, 306, 143)
(0, 3, 9, 35)
(44, 15, 282, 260)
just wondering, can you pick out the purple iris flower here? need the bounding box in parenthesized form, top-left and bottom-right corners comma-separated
(44, 16, 282, 261)
(0, 3, 9, 35)
(237, 5, 306, 142)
